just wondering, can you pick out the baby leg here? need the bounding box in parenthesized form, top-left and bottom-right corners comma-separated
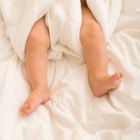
(21, 16, 50, 115)
(80, 7, 123, 97)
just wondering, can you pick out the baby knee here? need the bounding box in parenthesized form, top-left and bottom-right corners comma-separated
(28, 28, 48, 43)
(80, 20, 102, 40)
(26, 27, 50, 51)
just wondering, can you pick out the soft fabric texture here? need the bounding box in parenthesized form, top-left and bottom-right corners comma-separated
(0, 0, 140, 140)
(0, 0, 122, 62)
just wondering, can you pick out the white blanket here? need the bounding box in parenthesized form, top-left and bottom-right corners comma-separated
(0, 0, 140, 140)
(0, 0, 122, 62)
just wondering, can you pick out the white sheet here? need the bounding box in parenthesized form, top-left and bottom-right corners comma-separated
(0, 0, 122, 62)
(0, 0, 140, 140)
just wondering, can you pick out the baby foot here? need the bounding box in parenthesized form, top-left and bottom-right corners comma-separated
(20, 87, 50, 115)
(90, 72, 123, 97)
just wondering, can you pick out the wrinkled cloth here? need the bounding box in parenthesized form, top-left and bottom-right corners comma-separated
(0, 0, 140, 140)
(0, 0, 122, 62)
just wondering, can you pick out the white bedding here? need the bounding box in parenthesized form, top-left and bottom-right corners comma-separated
(0, 0, 140, 140)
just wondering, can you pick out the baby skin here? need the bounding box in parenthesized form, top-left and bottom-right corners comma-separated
(20, 1, 123, 115)
(20, 17, 51, 115)
(80, 0, 123, 96)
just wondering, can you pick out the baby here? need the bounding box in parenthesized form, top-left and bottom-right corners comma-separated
(20, 0, 123, 115)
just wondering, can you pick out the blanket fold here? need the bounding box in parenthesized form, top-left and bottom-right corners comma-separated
(0, 0, 122, 62)
(1, 1, 140, 139)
